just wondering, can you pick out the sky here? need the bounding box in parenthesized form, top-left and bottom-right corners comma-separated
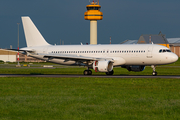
(0, 0, 180, 48)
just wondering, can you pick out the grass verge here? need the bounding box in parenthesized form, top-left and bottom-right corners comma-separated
(0, 77, 180, 119)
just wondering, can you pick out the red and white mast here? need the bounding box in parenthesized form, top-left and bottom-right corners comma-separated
(17, 23, 20, 66)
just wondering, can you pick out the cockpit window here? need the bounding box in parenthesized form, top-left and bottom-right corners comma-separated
(166, 50, 171, 52)
(159, 49, 171, 53)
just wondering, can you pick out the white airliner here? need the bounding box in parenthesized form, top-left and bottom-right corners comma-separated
(20, 16, 178, 76)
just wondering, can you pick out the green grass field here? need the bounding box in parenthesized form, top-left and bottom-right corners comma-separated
(0, 59, 180, 119)
(0, 77, 180, 119)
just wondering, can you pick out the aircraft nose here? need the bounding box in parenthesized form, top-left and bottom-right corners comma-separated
(171, 54, 178, 63)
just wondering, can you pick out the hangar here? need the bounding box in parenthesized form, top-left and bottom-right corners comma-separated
(121, 33, 180, 57)
(0, 49, 44, 62)
(168, 38, 180, 57)
(0, 49, 17, 62)
(138, 33, 169, 48)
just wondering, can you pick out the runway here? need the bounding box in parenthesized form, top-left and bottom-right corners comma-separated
(0, 74, 180, 79)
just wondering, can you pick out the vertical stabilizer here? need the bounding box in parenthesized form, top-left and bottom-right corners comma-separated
(22, 16, 50, 47)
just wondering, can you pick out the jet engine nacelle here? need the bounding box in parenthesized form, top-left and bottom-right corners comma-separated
(93, 61, 113, 72)
(126, 65, 145, 72)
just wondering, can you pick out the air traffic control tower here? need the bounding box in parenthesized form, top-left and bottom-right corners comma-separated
(84, 0, 103, 44)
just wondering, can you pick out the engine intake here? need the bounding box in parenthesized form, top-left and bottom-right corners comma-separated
(93, 61, 113, 72)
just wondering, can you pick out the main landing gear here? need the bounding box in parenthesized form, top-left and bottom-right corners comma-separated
(83, 69, 92, 75)
(151, 65, 157, 76)
(83, 62, 92, 75)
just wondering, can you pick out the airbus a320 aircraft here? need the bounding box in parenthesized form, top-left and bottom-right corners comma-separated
(20, 16, 178, 76)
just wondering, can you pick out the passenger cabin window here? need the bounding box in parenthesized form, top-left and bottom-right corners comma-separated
(52, 49, 147, 55)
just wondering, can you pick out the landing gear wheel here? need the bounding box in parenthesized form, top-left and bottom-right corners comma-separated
(106, 70, 114, 75)
(83, 70, 92, 75)
(152, 71, 157, 76)
(84, 70, 88, 75)
(88, 70, 92, 75)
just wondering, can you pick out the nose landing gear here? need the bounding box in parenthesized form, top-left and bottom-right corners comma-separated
(151, 65, 157, 76)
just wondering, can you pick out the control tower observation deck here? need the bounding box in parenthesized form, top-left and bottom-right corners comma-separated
(84, 1, 103, 44)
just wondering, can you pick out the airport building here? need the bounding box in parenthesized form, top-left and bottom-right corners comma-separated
(168, 38, 180, 57)
(121, 33, 180, 57)
(0, 49, 17, 62)
(84, 1, 103, 44)
(0, 49, 44, 62)
(138, 33, 169, 48)
(19, 53, 45, 62)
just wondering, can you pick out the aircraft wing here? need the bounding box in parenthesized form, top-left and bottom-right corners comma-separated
(7, 49, 34, 53)
(43, 54, 114, 62)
